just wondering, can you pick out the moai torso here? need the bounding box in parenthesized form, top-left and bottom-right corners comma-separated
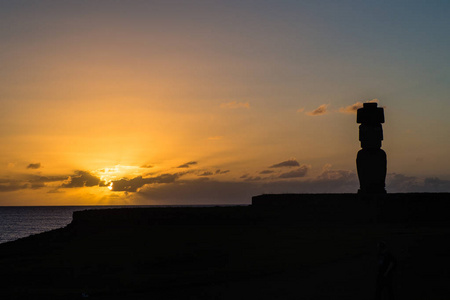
(356, 102, 387, 194)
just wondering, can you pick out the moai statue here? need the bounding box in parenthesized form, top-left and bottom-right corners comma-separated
(356, 102, 387, 194)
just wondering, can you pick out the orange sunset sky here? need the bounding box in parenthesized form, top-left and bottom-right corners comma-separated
(1, 1, 450, 205)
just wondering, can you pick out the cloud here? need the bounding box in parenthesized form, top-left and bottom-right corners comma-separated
(61, 171, 103, 188)
(0, 174, 71, 192)
(279, 165, 310, 178)
(317, 168, 356, 182)
(385, 173, 419, 192)
(199, 171, 213, 176)
(306, 104, 328, 116)
(111, 173, 184, 192)
(192, 169, 230, 177)
(0, 179, 45, 191)
(215, 169, 230, 175)
(270, 159, 300, 168)
(27, 174, 68, 183)
(384, 173, 450, 193)
(0, 172, 95, 192)
(220, 101, 250, 109)
(0, 181, 29, 192)
(339, 102, 364, 114)
(297, 108, 305, 113)
(135, 167, 357, 204)
(260, 170, 275, 174)
(422, 177, 450, 192)
(30, 182, 46, 189)
(137, 179, 258, 204)
(26, 163, 41, 169)
(117, 164, 450, 204)
(177, 161, 197, 168)
(339, 99, 379, 114)
(140, 164, 153, 168)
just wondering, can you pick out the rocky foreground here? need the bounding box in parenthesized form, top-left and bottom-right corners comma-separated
(1, 202, 450, 299)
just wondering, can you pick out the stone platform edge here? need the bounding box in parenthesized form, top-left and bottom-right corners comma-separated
(251, 193, 450, 223)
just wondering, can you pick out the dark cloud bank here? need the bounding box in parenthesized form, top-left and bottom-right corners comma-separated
(135, 168, 356, 204)
(134, 170, 450, 204)
(1, 168, 450, 205)
(279, 165, 309, 178)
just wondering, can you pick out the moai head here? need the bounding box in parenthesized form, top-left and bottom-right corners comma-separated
(357, 102, 384, 149)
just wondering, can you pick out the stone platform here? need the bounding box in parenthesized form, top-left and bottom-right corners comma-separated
(252, 193, 450, 223)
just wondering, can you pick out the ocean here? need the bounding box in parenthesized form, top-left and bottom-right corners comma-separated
(0, 206, 135, 244)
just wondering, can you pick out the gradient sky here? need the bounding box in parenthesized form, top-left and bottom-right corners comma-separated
(1, 0, 450, 205)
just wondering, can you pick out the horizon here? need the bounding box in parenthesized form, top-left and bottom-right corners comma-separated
(1, 1, 450, 205)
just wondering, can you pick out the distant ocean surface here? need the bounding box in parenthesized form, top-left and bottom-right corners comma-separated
(0, 205, 243, 244)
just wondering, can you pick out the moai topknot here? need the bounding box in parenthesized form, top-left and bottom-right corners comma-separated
(356, 102, 387, 194)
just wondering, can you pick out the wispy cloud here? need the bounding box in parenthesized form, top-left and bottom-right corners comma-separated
(339, 99, 379, 114)
(260, 170, 275, 174)
(0, 180, 29, 192)
(270, 159, 300, 168)
(177, 161, 198, 168)
(198, 171, 213, 176)
(26, 163, 41, 169)
(220, 101, 250, 109)
(215, 169, 230, 174)
(197, 169, 229, 176)
(140, 164, 153, 168)
(28, 174, 67, 183)
(306, 104, 328, 116)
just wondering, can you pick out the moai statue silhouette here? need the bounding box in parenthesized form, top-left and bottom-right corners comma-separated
(356, 102, 387, 194)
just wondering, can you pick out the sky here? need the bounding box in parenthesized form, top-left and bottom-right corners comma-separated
(1, 0, 450, 205)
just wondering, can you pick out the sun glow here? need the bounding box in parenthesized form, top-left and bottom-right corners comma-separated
(93, 165, 145, 191)
(97, 166, 120, 183)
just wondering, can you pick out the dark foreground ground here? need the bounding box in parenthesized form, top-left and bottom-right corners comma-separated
(1, 205, 450, 299)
